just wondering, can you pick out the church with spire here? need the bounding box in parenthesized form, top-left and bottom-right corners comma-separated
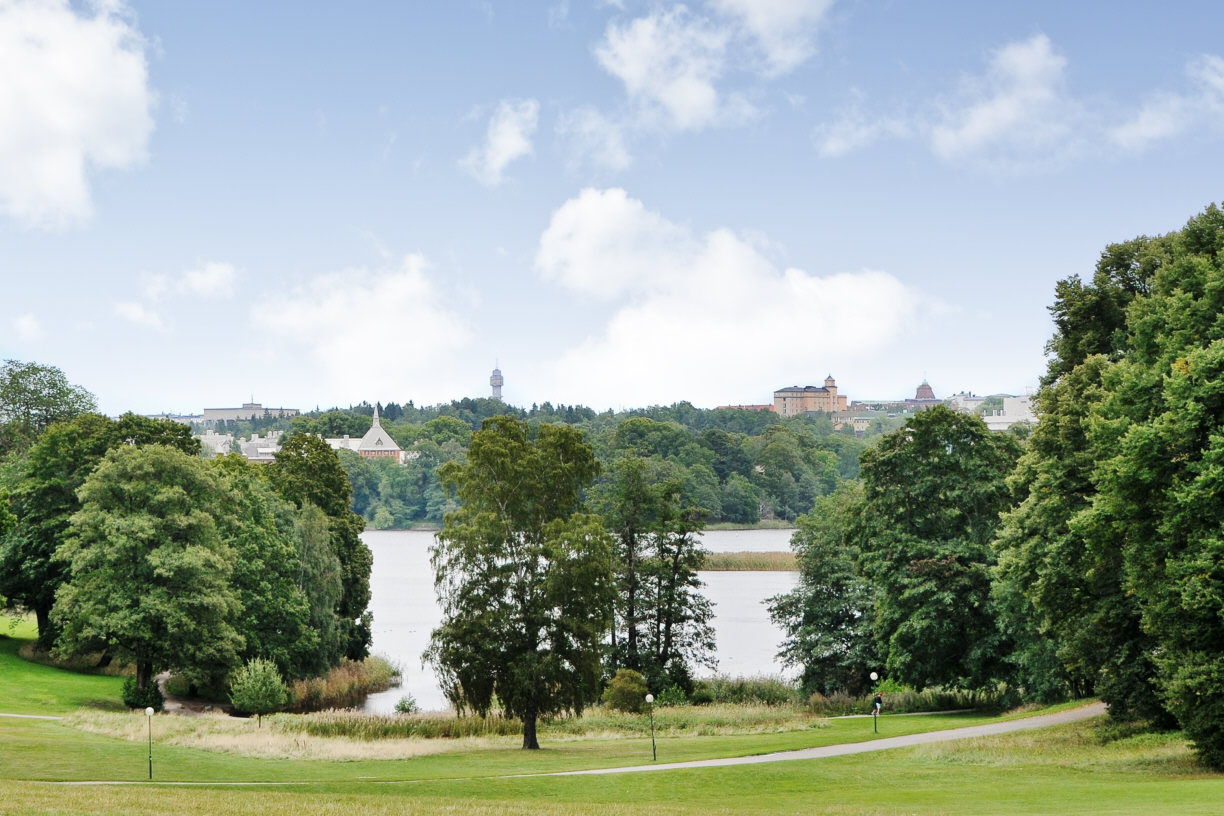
(325, 404, 405, 463)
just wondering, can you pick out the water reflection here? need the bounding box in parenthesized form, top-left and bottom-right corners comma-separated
(361, 529, 797, 714)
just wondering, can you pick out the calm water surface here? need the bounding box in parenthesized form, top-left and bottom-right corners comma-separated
(362, 529, 798, 713)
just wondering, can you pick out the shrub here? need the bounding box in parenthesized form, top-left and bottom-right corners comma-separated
(656, 684, 688, 706)
(394, 694, 418, 715)
(121, 677, 164, 712)
(697, 675, 800, 707)
(229, 658, 290, 726)
(603, 668, 649, 713)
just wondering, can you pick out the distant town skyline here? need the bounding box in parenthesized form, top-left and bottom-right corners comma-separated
(3, 2, 1223, 415)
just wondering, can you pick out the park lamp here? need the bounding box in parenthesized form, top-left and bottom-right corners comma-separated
(145, 707, 154, 780)
(645, 693, 656, 762)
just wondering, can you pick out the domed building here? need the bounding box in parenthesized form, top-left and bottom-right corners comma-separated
(906, 379, 942, 410)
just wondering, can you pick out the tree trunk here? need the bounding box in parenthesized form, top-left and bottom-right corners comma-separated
(34, 606, 53, 648)
(136, 659, 154, 692)
(521, 711, 540, 750)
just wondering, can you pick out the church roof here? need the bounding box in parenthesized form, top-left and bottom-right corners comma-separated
(358, 406, 401, 452)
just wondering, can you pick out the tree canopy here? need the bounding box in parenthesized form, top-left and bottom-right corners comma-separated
(426, 416, 614, 749)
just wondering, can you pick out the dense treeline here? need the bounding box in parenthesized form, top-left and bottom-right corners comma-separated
(0, 372, 373, 708)
(287, 399, 895, 530)
(771, 203, 1224, 770)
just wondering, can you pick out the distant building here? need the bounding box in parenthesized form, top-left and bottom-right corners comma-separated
(773, 375, 849, 417)
(905, 380, 942, 410)
(945, 391, 987, 413)
(325, 405, 405, 463)
(982, 395, 1037, 431)
(490, 365, 504, 400)
(716, 404, 775, 412)
(201, 401, 299, 426)
(240, 430, 284, 464)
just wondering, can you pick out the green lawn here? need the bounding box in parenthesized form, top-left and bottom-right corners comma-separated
(0, 618, 123, 715)
(2, 615, 1222, 815)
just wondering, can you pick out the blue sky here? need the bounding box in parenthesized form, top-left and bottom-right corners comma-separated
(3, 0, 1223, 415)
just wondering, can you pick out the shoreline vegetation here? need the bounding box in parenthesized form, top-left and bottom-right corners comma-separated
(703, 551, 797, 571)
(376, 522, 798, 534)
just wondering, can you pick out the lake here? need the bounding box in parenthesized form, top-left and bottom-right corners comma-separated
(361, 529, 798, 713)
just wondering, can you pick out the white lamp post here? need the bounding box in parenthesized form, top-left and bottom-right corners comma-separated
(645, 693, 656, 761)
(144, 707, 154, 779)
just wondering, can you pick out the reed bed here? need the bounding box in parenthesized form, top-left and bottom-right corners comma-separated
(702, 551, 797, 571)
(287, 657, 397, 713)
(806, 687, 1006, 717)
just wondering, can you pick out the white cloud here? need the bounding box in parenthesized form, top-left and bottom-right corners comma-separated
(556, 106, 634, 171)
(257, 256, 471, 399)
(460, 98, 539, 186)
(146, 261, 238, 301)
(929, 35, 1077, 164)
(113, 301, 163, 329)
(1109, 54, 1224, 152)
(0, 0, 155, 229)
(594, 7, 752, 132)
(14, 313, 43, 340)
(710, 0, 835, 76)
(535, 188, 932, 407)
(814, 91, 910, 157)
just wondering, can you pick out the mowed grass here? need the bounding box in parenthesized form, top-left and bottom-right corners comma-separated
(3, 614, 1222, 814)
(0, 617, 124, 715)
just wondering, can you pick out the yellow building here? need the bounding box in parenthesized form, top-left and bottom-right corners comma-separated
(773, 375, 849, 417)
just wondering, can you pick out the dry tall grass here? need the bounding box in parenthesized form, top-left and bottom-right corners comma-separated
(701, 551, 797, 571)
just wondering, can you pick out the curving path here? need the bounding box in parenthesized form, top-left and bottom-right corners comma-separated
(548, 702, 1107, 776)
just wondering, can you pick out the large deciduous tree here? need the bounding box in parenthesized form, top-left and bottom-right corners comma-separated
(268, 433, 372, 661)
(426, 416, 614, 749)
(769, 481, 879, 696)
(0, 413, 199, 646)
(857, 405, 1020, 690)
(597, 455, 715, 691)
(52, 445, 243, 693)
(0, 360, 96, 456)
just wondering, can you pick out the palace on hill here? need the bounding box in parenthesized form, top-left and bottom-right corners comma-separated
(773, 375, 848, 417)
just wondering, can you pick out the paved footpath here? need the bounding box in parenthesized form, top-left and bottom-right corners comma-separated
(549, 702, 1107, 777)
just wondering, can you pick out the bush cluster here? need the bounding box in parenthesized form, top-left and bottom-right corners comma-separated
(695, 675, 800, 707)
(121, 677, 164, 712)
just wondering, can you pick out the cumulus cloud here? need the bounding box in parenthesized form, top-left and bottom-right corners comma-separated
(113, 300, 163, 329)
(929, 35, 1078, 164)
(257, 256, 471, 398)
(460, 98, 540, 186)
(535, 188, 931, 407)
(710, 0, 835, 76)
(0, 0, 155, 228)
(594, 6, 751, 132)
(13, 313, 43, 341)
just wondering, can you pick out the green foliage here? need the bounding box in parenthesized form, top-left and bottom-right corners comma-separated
(393, 694, 419, 715)
(120, 676, 165, 712)
(0, 413, 198, 646)
(269, 433, 372, 661)
(694, 675, 801, 707)
(655, 684, 689, 706)
(0, 359, 96, 456)
(602, 668, 649, 713)
(857, 406, 1020, 691)
(426, 416, 615, 749)
(769, 481, 877, 697)
(229, 658, 290, 725)
(596, 455, 714, 689)
(52, 445, 244, 695)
